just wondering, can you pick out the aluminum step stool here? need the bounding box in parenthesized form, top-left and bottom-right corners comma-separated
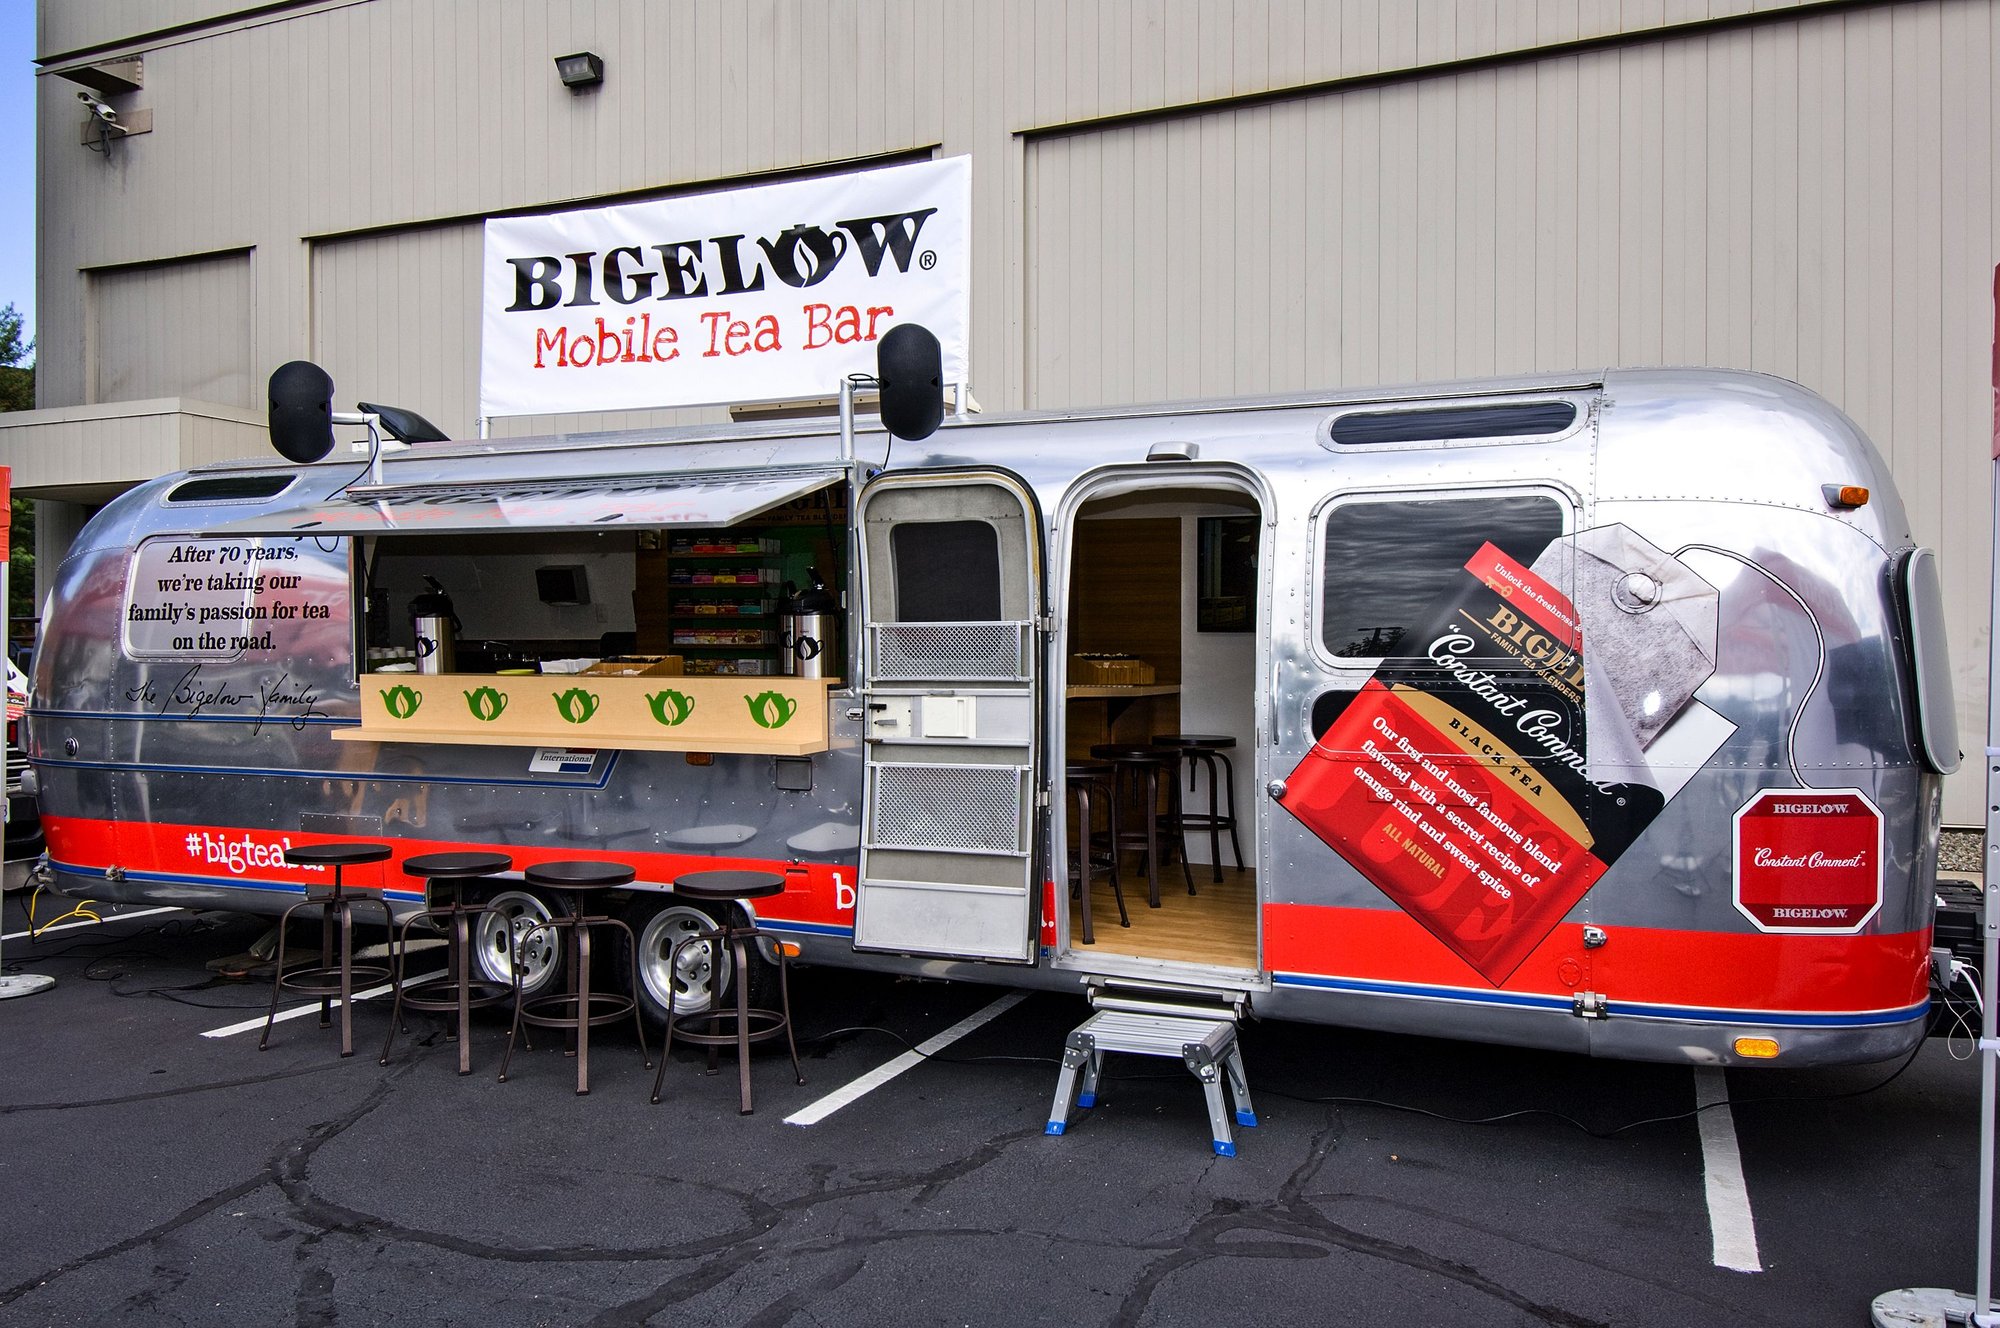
(1045, 1008, 1257, 1156)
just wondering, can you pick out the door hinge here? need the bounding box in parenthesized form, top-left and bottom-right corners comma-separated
(1571, 991, 1608, 1019)
(1036, 613, 1057, 634)
(1036, 788, 1050, 808)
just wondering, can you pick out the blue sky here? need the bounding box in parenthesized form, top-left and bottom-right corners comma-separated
(2, 6, 32, 359)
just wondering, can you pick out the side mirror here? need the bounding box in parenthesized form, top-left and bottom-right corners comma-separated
(268, 361, 336, 463)
(876, 323, 944, 442)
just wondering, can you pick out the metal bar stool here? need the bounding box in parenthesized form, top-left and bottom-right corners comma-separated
(259, 842, 396, 1058)
(1153, 734, 1244, 882)
(498, 860, 651, 1096)
(1065, 761, 1128, 944)
(1089, 744, 1195, 907)
(381, 850, 515, 1074)
(649, 868, 805, 1114)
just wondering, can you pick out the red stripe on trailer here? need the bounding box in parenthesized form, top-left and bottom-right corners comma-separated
(41, 814, 859, 927)
(1265, 901, 1929, 1016)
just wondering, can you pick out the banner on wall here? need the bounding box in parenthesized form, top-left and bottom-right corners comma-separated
(479, 157, 970, 419)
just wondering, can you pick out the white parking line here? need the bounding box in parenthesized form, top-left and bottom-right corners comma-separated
(201, 976, 435, 1039)
(1694, 1066, 1763, 1272)
(785, 991, 1029, 1126)
(3, 905, 184, 942)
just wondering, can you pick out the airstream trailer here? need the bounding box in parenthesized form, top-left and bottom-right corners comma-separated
(24, 363, 1958, 1068)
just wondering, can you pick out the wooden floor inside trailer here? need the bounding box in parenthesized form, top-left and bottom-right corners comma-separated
(1071, 864, 1258, 970)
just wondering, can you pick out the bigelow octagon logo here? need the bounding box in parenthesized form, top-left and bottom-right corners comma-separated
(1731, 787, 1884, 934)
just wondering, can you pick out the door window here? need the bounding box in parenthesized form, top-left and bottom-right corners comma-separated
(890, 520, 1002, 621)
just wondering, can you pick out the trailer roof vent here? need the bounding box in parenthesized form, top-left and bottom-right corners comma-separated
(166, 475, 297, 504)
(1325, 400, 1579, 448)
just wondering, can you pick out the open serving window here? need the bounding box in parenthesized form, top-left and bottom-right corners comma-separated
(213, 465, 851, 754)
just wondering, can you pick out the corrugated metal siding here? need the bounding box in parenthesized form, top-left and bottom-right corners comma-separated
(24, 0, 2000, 821)
(1025, 2, 2000, 821)
(87, 250, 254, 408)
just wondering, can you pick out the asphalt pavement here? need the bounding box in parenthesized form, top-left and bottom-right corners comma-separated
(0, 893, 1989, 1327)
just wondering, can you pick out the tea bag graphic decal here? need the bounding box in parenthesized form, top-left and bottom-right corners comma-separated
(1531, 524, 1718, 754)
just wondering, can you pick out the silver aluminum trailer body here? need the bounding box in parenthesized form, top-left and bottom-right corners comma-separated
(26, 366, 1952, 1065)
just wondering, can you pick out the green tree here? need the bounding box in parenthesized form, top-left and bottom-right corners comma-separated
(0, 306, 34, 629)
(0, 303, 30, 413)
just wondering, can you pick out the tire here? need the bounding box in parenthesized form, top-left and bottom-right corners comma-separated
(470, 887, 564, 999)
(626, 899, 784, 1032)
(628, 901, 730, 1029)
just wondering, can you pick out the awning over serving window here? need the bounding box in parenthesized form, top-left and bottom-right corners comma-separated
(208, 467, 846, 537)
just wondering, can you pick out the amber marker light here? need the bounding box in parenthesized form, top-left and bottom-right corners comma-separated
(1733, 1036, 1781, 1059)
(1822, 483, 1870, 509)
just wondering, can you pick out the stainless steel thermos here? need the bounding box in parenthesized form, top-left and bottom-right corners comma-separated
(780, 568, 839, 679)
(409, 576, 460, 675)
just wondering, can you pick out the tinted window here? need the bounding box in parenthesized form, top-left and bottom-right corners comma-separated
(891, 520, 1002, 621)
(1320, 494, 1565, 658)
(1328, 401, 1577, 446)
(166, 475, 295, 503)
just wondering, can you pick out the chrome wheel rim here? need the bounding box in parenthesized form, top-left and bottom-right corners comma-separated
(637, 905, 726, 1016)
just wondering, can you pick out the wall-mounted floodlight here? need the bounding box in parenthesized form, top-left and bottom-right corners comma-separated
(555, 52, 604, 90)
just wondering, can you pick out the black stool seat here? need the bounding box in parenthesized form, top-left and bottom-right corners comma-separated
(284, 842, 395, 870)
(499, 861, 649, 1095)
(1152, 734, 1244, 881)
(381, 850, 516, 1074)
(260, 842, 397, 1058)
(650, 869, 804, 1113)
(673, 869, 786, 902)
(524, 860, 636, 890)
(404, 850, 513, 880)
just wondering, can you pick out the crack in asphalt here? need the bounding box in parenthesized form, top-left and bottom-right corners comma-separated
(1106, 1121, 1612, 1328)
(1, 1059, 349, 1114)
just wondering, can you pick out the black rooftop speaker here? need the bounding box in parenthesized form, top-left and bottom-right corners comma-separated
(876, 323, 944, 442)
(268, 361, 336, 464)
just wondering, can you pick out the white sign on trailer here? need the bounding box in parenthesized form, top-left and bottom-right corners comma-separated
(479, 157, 970, 419)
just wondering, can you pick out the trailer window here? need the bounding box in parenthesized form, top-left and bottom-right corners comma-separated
(1319, 494, 1565, 659)
(890, 520, 1002, 621)
(1327, 401, 1578, 447)
(166, 475, 295, 503)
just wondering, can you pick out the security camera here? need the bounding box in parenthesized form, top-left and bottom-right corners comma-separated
(75, 90, 117, 123)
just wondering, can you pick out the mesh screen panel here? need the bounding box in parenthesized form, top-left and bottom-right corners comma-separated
(872, 764, 1023, 852)
(872, 623, 1028, 680)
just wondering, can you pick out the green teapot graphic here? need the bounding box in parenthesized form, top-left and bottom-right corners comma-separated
(745, 691, 798, 729)
(552, 688, 601, 724)
(463, 686, 509, 722)
(646, 689, 695, 726)
(379, 685, 423, 720)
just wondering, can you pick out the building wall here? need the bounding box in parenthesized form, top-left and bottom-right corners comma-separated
(26, 0, 2000, 821)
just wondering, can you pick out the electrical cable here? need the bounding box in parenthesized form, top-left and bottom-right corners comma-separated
(24, 883, 100, 937)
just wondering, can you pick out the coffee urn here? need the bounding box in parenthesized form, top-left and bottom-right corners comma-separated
(780, 568, 839, 679)
(409, 576, 461, 675)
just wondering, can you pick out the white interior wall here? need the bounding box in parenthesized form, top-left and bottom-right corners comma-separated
(1177, 511, 1255, 868)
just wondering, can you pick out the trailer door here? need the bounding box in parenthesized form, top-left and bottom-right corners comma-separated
(853, 470, 1043, 963)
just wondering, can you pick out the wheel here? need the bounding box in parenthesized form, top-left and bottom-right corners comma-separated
(472, 888, 563, 999)
(628, 901, 730, 1028)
